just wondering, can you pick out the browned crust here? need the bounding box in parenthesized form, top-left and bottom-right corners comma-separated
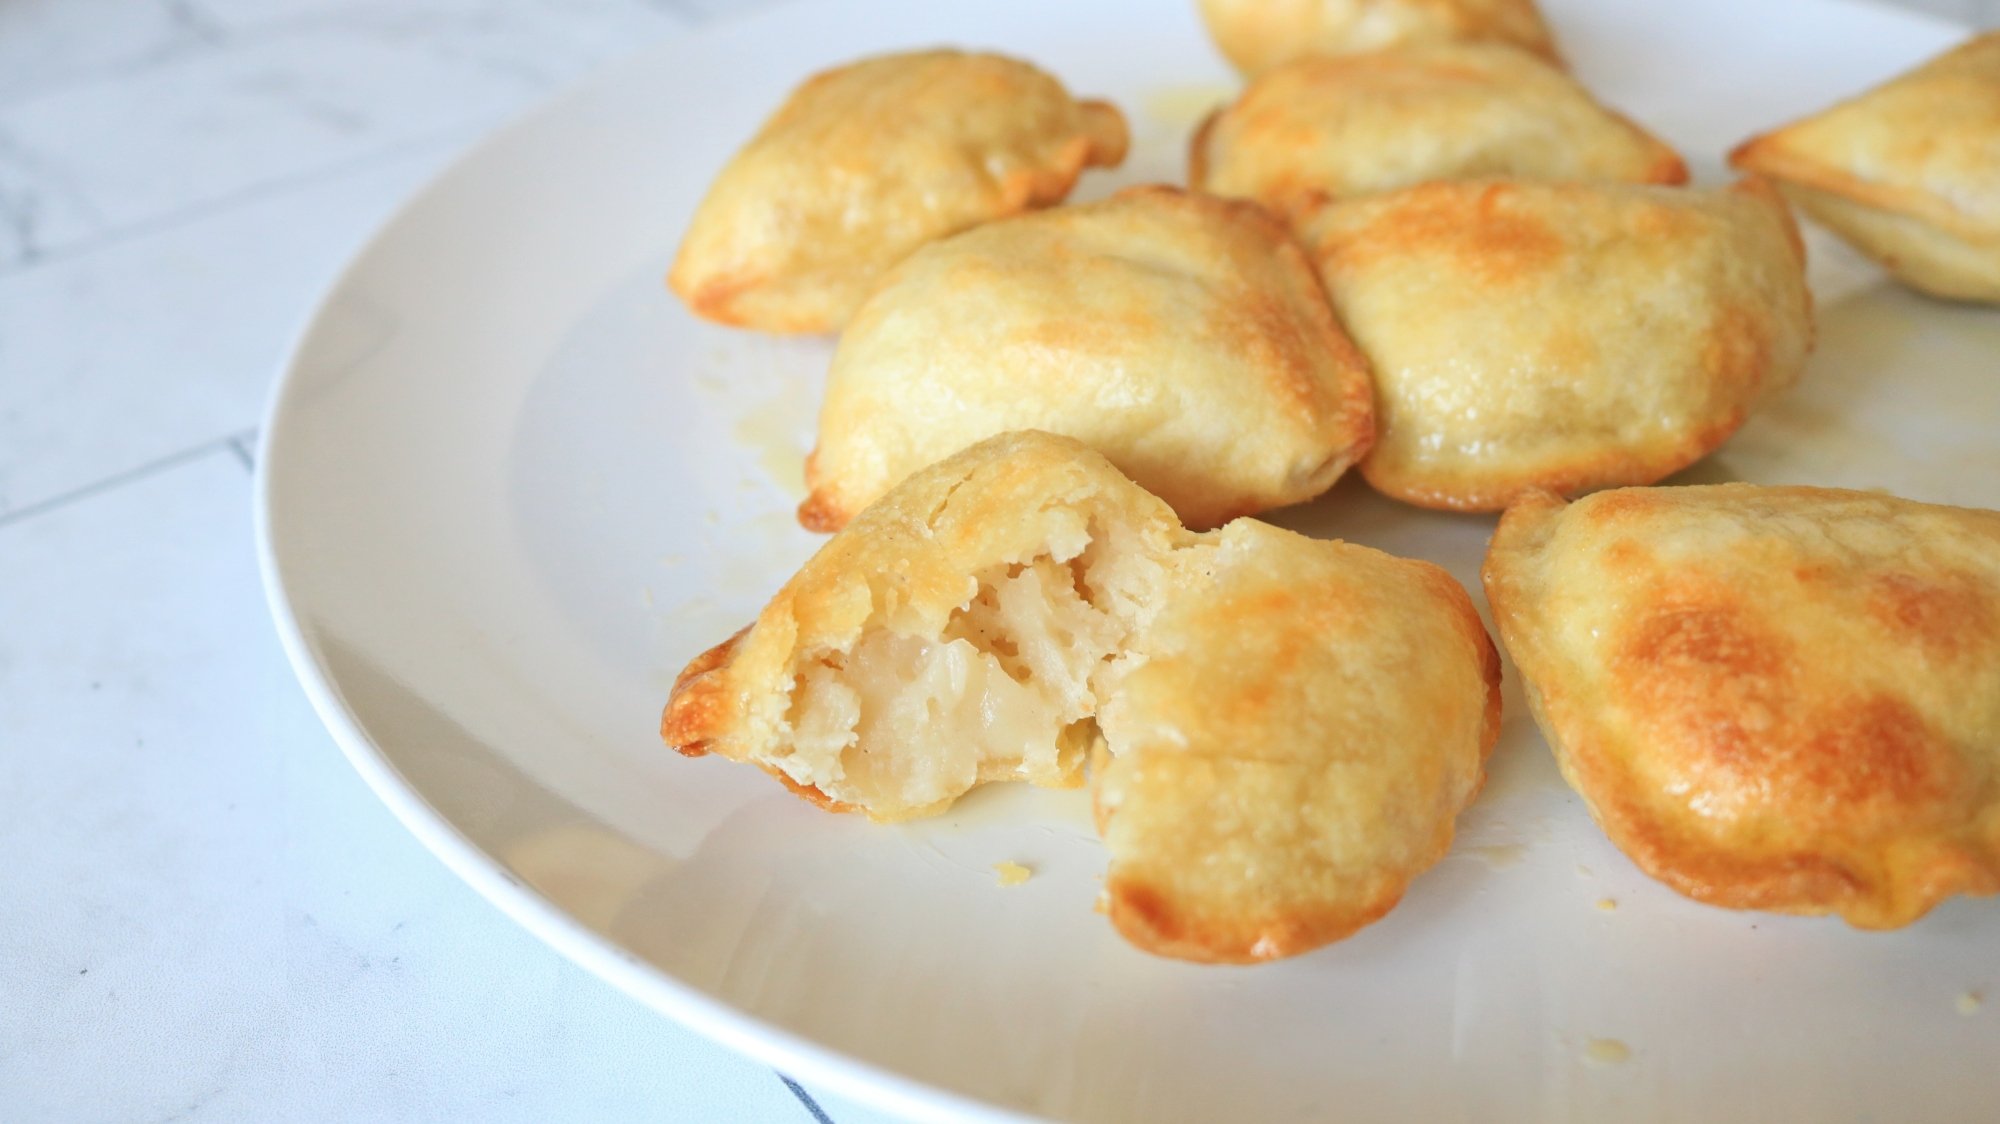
(1725, 33, 2000, 249)
(1356, 178, 1801, 512)
(795, 486, 851, 533)
(1104, 554, 1502, 964)
(1602, 106, 1690, 186)
(1731, 173, 1818, 358)
(807, 184, 1376, 530)
(1482, 488, 2000, 929)
(1729, 130, 1993, 245)
(660, 627, 750, 756)
(992, 99, 1131, 220)
(761, 763, 858, 815)
(1730, 173, 1808, 267)
(1119, 184, 1378, 476)
(1532, 662, 1999, 928)
(1194, 50, 1674, 210)
(667, 62, 1131, 336)
(1265, 204, 1381, 466)
(1569, 740, 1998, 928)
(1107, 753, 1486, 964)
(1077, 99, 1132, 169)
(1202, 0, 1566, 75)
(660, 626, 857, 816)
(1426, 558, 1506, 766)
(796, 448, 849, 533)
(663, 267, 749, 329)
(1186, 107, 1222, 191)
(1105, 879, 1409, 965)
(1517, 1, 1565, 69)
(664, 265, 845, 336)
(1358, 423, 1739, 512)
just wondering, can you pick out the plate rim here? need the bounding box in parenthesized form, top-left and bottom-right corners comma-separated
(249, 10, 1049, 1121)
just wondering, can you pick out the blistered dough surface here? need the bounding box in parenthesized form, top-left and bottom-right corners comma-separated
(1484, 485, 2000, 928)
(668, 49, 1128, 333)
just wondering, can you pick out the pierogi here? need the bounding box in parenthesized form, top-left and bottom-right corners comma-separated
(1731, 32, 2000, 304)
(666, 432, 1500, 962)
(668, 49, 1129, 333)
(1297, 178, 1813, 511)
(1191, 42, 1685, 219)
(1484, 485, 2000, 928)
(802, 186, 1376, 532)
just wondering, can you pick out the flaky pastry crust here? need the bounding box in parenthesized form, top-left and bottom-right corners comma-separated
(1190, 42, 1685, 220)
(1196, 0, 1561, 76)
(802, 186, 1376, 533)
(1483, 485, 2000, 928)
(1298, 178, 1813, 512)
(667, 431, 1499, 961)
(667, 49, 1128, 333)
(1730, 32, 2000, 304)
(1095, 520, 1500, 963)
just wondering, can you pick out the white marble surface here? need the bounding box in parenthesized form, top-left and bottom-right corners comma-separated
(0, 1, 1990, 1122)
(0, 2, 892, 1121)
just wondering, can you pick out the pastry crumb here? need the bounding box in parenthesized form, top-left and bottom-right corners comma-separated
(1576, 864, 1593, 877)
(1595, 897, 1617, 912)
(1584, 1038, 1632, 1066)
(993, 861, 1032, 887)
(1958, 991, 1984, 1016)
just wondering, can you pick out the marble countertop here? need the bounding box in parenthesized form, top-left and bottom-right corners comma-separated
(0, 1, 1990, 1121)
(0, 2, 896, 1121)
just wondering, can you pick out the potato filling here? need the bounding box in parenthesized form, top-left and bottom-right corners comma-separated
(780, 553, 1129, 813)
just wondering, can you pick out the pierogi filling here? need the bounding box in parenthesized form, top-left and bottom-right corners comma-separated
(777, 521, 1166, 814)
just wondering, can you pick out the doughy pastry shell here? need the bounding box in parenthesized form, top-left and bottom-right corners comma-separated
(1484, 484, 2000, 928)
(1731, 32, 2000, 304)
(668, 49, 1128, 333)
(1298, 178, 1813, 512)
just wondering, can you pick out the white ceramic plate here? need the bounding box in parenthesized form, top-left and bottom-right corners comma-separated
(258, 1, 2000, 1119)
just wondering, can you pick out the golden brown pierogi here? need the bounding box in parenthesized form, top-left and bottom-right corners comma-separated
(1483, 485, 2000, 928)
(1197, 0, 1561, 76)
(667, 49, 1129, 333)
(1093, 518, 1499, 963)
(1297, 178, 1813, 512)
(1191, 42, 1685, 219)
(801, 186, 1376, 533)
(1731, 32, 2000, 304)
(666, 431, 1500, 962)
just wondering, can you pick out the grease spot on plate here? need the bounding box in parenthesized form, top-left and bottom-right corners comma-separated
(732, 386, 815, 500)
(1584, 1038, 1632, 1066)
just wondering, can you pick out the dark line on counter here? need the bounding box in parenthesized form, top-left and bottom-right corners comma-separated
(0, 436, 237, 530)
(777, 1073, 836, 1124)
